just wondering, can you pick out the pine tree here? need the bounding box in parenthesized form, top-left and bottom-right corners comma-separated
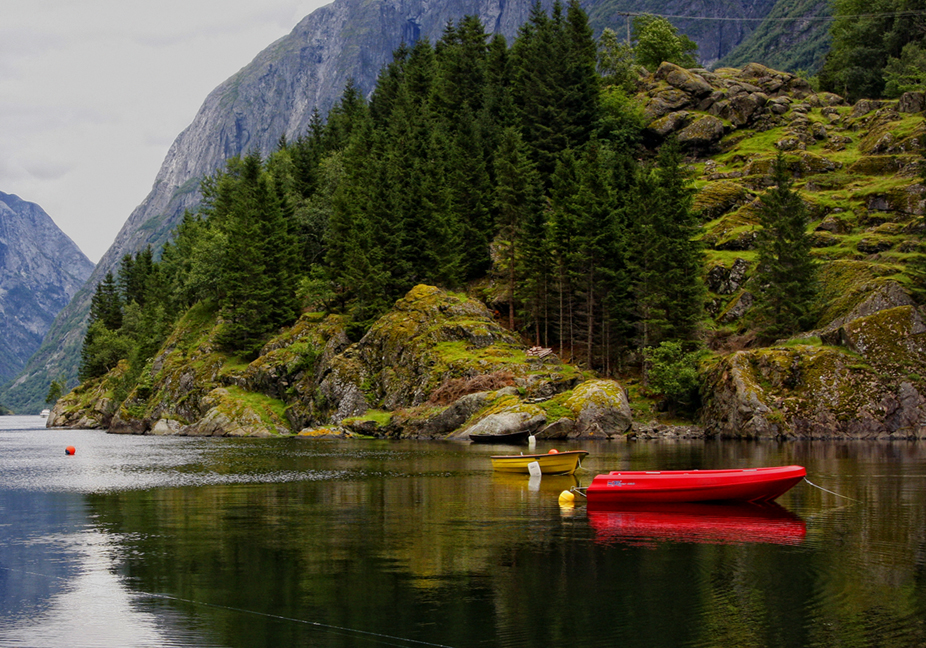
(562, 1, 600, 146)
(79, 271, 128, 380)
(629, 139, 704, 347)
(494, 127, 543, 330)
(510, 1, 569, 179)
(214, 153, 299, 356)
(326, 117, 391, 331)
(88, 271, 123, 331)
(753, 153, 818, 341)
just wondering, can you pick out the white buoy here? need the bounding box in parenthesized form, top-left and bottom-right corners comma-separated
(527, 461, 542, 478)
(528, 434, 536, 449)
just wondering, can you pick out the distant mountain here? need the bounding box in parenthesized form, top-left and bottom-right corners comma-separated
(0, 0, 799, 413)
(0, 192, 94, 393)
(586, 0, 778, 69)
(718, 0, 832, 73)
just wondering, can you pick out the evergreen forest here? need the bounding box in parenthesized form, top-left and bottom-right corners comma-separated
(75, 0, 925, 417)
(79, 3, 709, 391)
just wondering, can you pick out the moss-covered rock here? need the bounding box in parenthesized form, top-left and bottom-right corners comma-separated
(562, 379, 633, 438)
(701, 342, 926, 439)
(695, 181, 752, 221)
(677, 115, 726, 149)
(47, 360, 131, 429)
(180, 388, 286, 437)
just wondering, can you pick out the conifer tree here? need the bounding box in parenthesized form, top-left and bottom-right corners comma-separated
(88, 271, 123, 331)
(548, 150, 581, 357)
(562, 0, 600, 146)
(753, 153, 818, 341)
(369, 43, 410, 127)
(629, 139, 704, 347)
(432, 15, 488, 124)
(213, 153, 299, 356)
(324, 79, 368, 151)
(510, 1, 568, 179)
(326, 117, 391, 331)
(79, 271, 127, 380)
(494, 127, 543, 330)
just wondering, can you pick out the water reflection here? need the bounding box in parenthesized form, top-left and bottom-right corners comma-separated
(3, 419, 926, 647)
(588, 503, 807, 547)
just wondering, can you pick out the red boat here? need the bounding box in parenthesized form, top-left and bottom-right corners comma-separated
(585, 465, 806, 506)
(588, 502, 806, 546)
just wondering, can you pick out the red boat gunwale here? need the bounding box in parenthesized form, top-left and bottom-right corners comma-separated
(585, 465, 806, 506)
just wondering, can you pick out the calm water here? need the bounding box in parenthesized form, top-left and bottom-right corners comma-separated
(2, 416, 925, 647)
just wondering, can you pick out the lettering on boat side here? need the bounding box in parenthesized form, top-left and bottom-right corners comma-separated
(607, 480, 635, 487)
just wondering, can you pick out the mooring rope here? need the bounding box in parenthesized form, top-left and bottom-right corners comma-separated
(803, 476, 859, 502)
(143, 592, 458, 648)
(0, 565, 456, 648)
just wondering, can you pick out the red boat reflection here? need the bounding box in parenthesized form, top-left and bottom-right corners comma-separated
(587, 502, 806, 547)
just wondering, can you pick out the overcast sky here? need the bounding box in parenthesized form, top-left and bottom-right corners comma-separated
(1, 0, 332, 263)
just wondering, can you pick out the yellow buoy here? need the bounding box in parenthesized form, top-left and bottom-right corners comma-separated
(558, 490, 575, 506)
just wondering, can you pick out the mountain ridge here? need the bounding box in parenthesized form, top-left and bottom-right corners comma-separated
(0, 191, 94, 391)
(1, 0, 826, 412)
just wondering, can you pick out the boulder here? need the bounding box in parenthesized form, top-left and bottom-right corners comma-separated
(826, 306, 926, 370)
(718, 291, 754, 324)
(453, 398, 546, 440)
(534, 418, 576, 439)
(677, 115, 725, 149)
(700, 346, 926, 439)
(706, 258, 750, 295)
(643, 88, 692, 122)
(898, 92, 925, 113)
(388, 391, 490, 439)
(179, 388, 284, 437)
(694, 181, 752, 221)
(563, 379, 632, 438)
(655, 62, 713, 97)
(648, 111, 693, 137)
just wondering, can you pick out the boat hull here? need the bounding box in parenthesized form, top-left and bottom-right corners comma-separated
(586, 465, 806, 505)
(490, 451, 589, 475)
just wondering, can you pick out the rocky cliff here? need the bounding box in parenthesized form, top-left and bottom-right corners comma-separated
(0, 192, 94, 391)
(5, 0, 786, 413)
(633, 62, 926, 437)
(48, 285, 632, 440)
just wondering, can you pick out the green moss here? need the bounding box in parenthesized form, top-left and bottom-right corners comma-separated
(343, 409, 393, 427)
(222, 386, 288, 431)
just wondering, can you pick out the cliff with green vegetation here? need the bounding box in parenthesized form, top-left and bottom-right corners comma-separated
(49, 285, 632, 439)
(638, 62, 925, 437)
(45, 2, 926, 440)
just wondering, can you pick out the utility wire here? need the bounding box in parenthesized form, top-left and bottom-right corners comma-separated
(612, 9, 926, 23)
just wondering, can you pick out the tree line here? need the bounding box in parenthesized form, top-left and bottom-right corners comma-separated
(77, 2, 818, 413)
(819, 0, 926, 102)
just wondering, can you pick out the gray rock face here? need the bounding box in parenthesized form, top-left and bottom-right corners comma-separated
(2, 0, 550, 413)
(8, 0, 787, 411)
(0, 192, 94, 388)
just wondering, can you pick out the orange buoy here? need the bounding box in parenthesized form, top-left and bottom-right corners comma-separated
(65, 446, 76, 455)
(548, 448, 558, 454)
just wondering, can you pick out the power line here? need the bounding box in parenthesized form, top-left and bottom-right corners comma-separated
(612, 9, 926, 23)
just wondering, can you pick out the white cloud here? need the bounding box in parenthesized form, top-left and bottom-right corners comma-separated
(0, 0, 332, 263)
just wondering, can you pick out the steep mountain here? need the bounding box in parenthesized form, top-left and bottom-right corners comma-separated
(49, 64, 926, 439)
(718, 0, 832, 73)
(0, 192, 94, 391)
(586, 0, 778, 69)
(1, 0, 786, 413)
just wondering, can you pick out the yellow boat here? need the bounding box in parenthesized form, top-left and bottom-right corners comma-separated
(490, 450, 589, 475)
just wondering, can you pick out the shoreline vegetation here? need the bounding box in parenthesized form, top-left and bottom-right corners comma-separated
(49, 2, 926, 440)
